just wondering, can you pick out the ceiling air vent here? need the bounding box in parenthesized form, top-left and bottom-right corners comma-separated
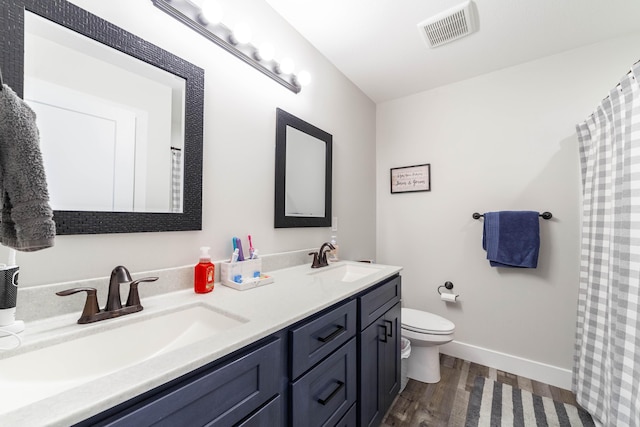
(417, 1, 478, 48)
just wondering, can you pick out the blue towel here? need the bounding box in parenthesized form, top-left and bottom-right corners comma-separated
(482, 211, 540, 268)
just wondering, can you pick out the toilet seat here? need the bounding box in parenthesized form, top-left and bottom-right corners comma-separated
(401, 308, 455, 335)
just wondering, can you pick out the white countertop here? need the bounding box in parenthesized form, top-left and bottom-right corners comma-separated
(0, 261, 401, 427)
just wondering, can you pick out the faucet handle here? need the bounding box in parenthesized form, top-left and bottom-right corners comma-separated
(125, 277, 159, 309)
(56, 287, 100, 324)
(309, 252, 321, 268)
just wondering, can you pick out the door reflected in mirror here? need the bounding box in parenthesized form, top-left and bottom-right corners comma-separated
(24, 11, 185, 213)
(275, 108, 332, 228)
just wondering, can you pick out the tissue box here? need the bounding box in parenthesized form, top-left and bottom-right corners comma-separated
(220, 259, 274, 290)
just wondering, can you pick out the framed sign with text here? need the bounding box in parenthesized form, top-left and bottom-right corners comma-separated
(390, 164, 431, 194)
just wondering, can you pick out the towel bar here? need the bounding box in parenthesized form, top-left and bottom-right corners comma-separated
(472, 211, 552, 220)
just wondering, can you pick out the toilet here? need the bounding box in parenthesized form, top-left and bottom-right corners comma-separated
(401, 308, 455, 383)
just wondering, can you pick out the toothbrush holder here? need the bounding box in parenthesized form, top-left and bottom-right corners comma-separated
(221, 259, 273, 290)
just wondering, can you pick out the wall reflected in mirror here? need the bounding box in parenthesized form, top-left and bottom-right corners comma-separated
(285, 125, 326, 217)
(24, 11, 186, 213)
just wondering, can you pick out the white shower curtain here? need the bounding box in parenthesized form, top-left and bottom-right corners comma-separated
(574, 61, 640, 427)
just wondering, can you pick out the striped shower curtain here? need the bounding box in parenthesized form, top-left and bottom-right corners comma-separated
(574, 61, 640, 427)
(170, 147, 182, 213)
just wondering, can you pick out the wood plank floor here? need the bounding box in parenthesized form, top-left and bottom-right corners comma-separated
(381, 354, 580, 427)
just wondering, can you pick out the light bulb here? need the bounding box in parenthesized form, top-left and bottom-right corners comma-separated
(279, 57, 295, 74)
(297, 70, 311, 86)
(258, 42, 275, 61)
(200, 0, 223, 24)
(233, 22, 252, 44)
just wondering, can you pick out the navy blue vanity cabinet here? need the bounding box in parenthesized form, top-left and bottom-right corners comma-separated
(76, 335, 284, 427)
(358, 276, 402, 427)
(73, 273, 402, 427)
(289, 299, 358, 427)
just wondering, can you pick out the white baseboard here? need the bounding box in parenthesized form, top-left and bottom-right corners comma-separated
(440, 340, 573, 390)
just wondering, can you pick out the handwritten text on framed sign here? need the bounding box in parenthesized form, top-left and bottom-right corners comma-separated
(390, 164, 431, 194)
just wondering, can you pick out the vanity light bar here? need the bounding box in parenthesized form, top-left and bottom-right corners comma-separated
(151, 0, 302, 93)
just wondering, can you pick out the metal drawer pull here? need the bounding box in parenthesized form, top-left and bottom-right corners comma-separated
(379, 324, 388, 343)
(318, 380, 345, 405)
(317, 325, 346, 343)
(383, 319, 393, 337)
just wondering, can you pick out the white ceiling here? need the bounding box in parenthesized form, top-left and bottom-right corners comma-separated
(265, 0, 640, 103)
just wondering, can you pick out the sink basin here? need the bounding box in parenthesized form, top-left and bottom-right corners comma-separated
(0, 303, 247, 414)
(309, 263, 385, 283)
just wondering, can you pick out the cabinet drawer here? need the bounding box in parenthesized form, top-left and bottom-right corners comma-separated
(290, 299, 356, 379)
(335, 403, 357, 427)
(291, 338, 357, 427)
(359, 275, 401, 329)
(101, 338, 281, 427)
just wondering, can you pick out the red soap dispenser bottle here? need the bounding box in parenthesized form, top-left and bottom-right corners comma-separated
(195, 246, 214, 293)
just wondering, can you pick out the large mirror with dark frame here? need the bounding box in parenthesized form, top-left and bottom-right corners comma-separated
(0, 0, 204, 234)
(275, 108, 332, 228)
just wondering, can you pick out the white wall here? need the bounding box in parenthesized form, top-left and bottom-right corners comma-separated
(376, 34, 640, 380)
(7, 0, 376, 287)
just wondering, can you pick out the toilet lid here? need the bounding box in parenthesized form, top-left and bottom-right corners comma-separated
(401, 308, 455, 335)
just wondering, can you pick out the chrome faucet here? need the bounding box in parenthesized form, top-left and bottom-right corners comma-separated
(309, 242, 335, 268)
(57, 266, 158, 324)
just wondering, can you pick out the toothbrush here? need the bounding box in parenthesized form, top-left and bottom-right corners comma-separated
(248, 234, 254, 259)
(236, 237, 245, 261)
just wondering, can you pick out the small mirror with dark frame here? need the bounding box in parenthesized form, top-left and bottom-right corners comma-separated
(275, 108, 332, 228)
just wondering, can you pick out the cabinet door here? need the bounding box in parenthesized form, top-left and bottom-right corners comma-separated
(381, 302, 401, 410)
(98, 338, 282, 427)
(359, 302, 401, 427)
(360, 316, 386, 427)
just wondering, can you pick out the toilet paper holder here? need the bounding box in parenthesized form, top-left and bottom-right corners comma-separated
(437, 281, 459, 302)
(437, 281, 454, 294)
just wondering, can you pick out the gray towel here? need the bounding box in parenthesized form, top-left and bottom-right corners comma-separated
(0, 84, 55, 251)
